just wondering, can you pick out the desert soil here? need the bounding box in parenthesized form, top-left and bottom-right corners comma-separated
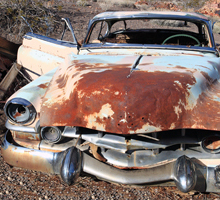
(1, 1, 220, 199)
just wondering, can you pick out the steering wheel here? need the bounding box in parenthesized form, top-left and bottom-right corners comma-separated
(162, 34, 201, 46)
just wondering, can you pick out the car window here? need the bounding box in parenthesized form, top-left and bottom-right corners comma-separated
(87, 19, 211, 48)
(110, 19, 199, 33)
(89, 21, 108, 43)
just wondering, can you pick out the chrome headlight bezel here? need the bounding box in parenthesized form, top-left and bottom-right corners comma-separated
(4, 98, 37, 125)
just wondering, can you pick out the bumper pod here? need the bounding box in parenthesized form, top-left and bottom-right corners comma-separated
(1, 131, 220, 193)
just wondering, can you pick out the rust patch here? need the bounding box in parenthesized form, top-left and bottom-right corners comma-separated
(181, 53, 204, 57)
(175, 65, 187, 69)
(112, 159, 176, 169)
(201, 71, 215, 86)
(38, 82, 49, 89)
(89, 143, 107, 162)
(39, 148, 62, 153)
(11, 131, 40, 141)
(13, 111, 21, 118)
(196, 65, 210, 70)
(56, 74, 69, 88)
(188, 79, 220, 130)
(14, 138, 40, 150)
(138, 62, 154, 66)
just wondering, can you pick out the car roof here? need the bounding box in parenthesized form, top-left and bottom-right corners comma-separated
(92, 11, 210, 22)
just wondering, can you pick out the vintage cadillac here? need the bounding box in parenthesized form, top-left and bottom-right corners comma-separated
(2, 11, 220, 193)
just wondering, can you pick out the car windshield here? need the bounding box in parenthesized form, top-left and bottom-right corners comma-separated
(87, 19, 211, 48)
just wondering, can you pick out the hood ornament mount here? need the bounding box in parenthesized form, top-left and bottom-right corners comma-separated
(127, 55, 143, 78)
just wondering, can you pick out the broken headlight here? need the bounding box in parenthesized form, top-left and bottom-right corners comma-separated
(41, 126, 63, 143)
(4, 98, 36, 125)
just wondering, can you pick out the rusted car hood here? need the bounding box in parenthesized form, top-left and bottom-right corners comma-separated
(40, 53, 220, 134)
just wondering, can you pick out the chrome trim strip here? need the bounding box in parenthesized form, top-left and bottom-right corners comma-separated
(25, 32, 77, 48)
(1, 131, 57, 173)
(5, 120, 36, 133)
(83, 152, 174, 184)
(62, 126, 201, 153)
(82, 44, 216, 53)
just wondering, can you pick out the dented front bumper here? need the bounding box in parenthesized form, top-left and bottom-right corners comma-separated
(1, 131, 220, 193)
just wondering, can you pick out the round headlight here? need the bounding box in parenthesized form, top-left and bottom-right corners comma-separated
(4, 98, 36, 124)
(41, 126, 63, 143)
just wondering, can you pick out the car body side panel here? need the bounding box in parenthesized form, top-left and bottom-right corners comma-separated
(17, 33, 78, 80)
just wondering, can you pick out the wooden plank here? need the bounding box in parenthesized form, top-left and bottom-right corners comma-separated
(0, 63, 22, 100)
(0, 37, 20, 56)
(0, 37, 20, 60)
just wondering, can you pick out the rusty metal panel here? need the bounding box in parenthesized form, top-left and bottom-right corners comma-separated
(11, 130, 40, 141)
(40, 53, 220, 134)
(11, 130, 40, 149)
(12, 138, 40, 150)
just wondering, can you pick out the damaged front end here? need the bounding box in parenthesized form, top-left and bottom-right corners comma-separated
(2, 128, 220, 193)
(2, 52, 220, 193)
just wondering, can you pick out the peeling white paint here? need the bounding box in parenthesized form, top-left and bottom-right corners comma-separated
(84, 103, 115, 131)
(169, 123, 176, 129)
(174, 99, 183, 119)
(174, 80, 182, 88)
(129, 123, 162, 134)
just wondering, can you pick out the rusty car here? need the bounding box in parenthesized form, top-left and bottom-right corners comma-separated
(2, 11, 220, 193)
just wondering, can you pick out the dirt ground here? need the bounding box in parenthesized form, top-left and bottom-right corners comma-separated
(1, 1, 220, 199)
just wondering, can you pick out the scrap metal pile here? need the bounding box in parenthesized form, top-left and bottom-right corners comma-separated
(0, 37, 27, 104)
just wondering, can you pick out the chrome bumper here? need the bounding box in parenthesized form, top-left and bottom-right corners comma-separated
(1, 131, 220, 193)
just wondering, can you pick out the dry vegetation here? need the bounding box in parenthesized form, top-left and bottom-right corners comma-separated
(0, 0, 212, 43)
(97, 0, 136, 11)
(88, 0, 207, 11)
(0, 0, 63, 43)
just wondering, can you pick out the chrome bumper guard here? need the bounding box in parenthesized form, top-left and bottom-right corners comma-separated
(1, 131, 220, 193)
